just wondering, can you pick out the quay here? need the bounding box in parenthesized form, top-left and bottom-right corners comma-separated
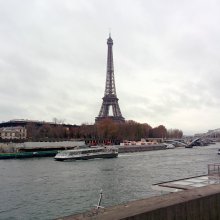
(152, 163, 220, 192)
(57, 164, 220, 220)
(56, 184, 220, 220)
(0, 142, 166, 159)
(0, 141, 85, 159)
(118, 144, 166, 153)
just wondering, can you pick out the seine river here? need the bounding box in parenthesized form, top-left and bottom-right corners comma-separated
(0, 144, 220, 220)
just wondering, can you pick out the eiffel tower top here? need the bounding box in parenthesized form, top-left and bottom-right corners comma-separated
(104, 34, 116, 96)
(107, 33, 113, 44)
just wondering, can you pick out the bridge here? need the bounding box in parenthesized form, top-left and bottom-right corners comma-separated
(187, 129, 220, 147)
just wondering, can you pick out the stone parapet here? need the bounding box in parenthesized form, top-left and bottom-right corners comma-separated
(56, 184, 220, 220)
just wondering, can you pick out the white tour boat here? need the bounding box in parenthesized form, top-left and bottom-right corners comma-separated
(54, 146, 118, 161)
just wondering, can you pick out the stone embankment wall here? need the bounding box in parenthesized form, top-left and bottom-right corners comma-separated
(118, 144, 166, 153)
(57, 184, 220, 220)
(0, 143, 17, 153)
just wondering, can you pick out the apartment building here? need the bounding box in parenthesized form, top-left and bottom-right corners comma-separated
(0, 126, 27, 140)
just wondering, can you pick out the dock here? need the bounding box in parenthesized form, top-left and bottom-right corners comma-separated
(56, 184, 220, 220)
(152, 163, 220, 192)
(56, 164, 220, 220)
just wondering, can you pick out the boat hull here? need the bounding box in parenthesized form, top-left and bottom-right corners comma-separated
(55, 152, 118, 161)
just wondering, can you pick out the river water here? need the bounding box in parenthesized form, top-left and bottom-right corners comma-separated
(0, 144, 220, 220)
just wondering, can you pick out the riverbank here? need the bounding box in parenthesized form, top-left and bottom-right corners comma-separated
(0, 142, 166, 159)
(0, 150, 58, 159)
(118, 144, 166, 153)
(0, 141, 85, 159)
(60, 184, 220, 220)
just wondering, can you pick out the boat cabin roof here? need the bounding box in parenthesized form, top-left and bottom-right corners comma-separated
(67, 147, 104, 153)
(60, 146, 117, 154)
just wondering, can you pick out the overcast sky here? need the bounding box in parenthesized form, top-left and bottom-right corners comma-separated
(0, 0, 220, 135)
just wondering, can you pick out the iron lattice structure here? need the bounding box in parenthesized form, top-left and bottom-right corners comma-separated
(95, 35, 125, 123)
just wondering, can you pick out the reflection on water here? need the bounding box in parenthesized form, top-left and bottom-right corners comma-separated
(0, 144, 219, 219)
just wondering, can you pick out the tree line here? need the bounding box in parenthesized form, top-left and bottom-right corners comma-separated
(26, 119, 183, 141)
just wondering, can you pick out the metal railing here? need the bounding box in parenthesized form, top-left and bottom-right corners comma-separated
(208, 163, 220, 177)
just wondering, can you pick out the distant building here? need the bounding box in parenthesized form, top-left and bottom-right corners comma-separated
(194, 133, 205, 137)
(0, 119, 78, 129)
(0, 119, 58, 128)
(0, 126, 27, 140)
(194, 128, 220, 138)
(0, 119, 79, 140)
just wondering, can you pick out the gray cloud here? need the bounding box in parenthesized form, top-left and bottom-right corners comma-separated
(0, 0, 220, 135)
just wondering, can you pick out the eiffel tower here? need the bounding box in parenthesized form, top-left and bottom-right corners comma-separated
(95, 35, 125, 123)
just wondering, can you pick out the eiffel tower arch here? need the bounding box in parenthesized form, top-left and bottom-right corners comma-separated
(95, 35, 125, 123)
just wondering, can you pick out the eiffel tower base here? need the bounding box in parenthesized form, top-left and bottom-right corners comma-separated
(95, 116, 125, 123)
